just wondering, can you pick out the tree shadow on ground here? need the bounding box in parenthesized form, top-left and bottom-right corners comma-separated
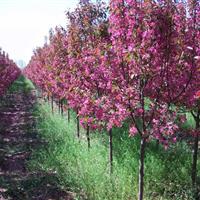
(0, 90, 75, 200)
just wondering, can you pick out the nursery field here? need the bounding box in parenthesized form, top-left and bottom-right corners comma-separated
(0, 76, 199, 200)
(0, 0, 200, 200)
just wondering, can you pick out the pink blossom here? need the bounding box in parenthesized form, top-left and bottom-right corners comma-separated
(129, 126, 138, 137)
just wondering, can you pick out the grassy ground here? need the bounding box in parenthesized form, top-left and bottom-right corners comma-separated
(28, 100, 199, 200)
(0, 76, 75, 199)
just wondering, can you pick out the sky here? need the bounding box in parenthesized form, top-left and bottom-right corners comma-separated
(0, 0, 79, 66)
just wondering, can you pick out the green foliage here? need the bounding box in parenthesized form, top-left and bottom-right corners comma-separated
(8, 75, 35, 93)
(29, 103, 198, 200)
(184, 112, 196, 130)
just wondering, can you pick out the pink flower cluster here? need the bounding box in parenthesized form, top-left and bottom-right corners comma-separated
(24, 0, 200, 146)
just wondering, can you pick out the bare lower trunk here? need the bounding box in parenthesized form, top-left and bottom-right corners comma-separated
(58, 100, 61, 114)
(192, 116, 199, 187)
(86, 125, 90, 149)
(47, 95, 50, 104)
(138, 137, 146, 200)
(156, 140, 159, 149)
(77, 110, 80, 138)
(61, 100, 64, 117)
(109, 129, 113, 174)
(51, 96, 54, 114)
(68, 108, 70, 123)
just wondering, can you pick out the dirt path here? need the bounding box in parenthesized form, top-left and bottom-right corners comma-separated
(0, 90, 74, 200)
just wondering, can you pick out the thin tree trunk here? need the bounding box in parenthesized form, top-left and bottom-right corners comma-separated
(156, 140, 159, 149)
(58, 99, 61, 114)
(51, 96, 54, 114)
(77, 110, 80, 138)
(192, 115, 200, 187)
(109, 129, 113, 174)
(61, 100, 64, 117)
(86, 125, 90, 149)
(47, 94, 50, 104)
(138, 137, 146, 200)
(68, 108, 70, 123)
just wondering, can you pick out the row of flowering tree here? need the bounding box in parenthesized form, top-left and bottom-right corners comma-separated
(24, 0, 200, 199)
(0, 48, 21, 96)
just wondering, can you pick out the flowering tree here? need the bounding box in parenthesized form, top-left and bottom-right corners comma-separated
(109, 0, 199, 199)
(66, 0, 111, 140)
(174, 0, 200, 188)
(0, 49, 21, 96)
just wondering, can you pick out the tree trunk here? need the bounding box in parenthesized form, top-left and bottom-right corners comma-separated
(51, 96, 54, 114)
(58, 100, 61, 114)
(61, 100, 64, 117)
(47, 94, 50, 104)
(156, 140, 159, 149)
(109, 129, 113, 174)
(192, 116, 200, 187)
(68, 108, 70, 123)
(86, 125, 90, 150)
(77, 110, 80, 138)
(138, 137, 146, 200)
